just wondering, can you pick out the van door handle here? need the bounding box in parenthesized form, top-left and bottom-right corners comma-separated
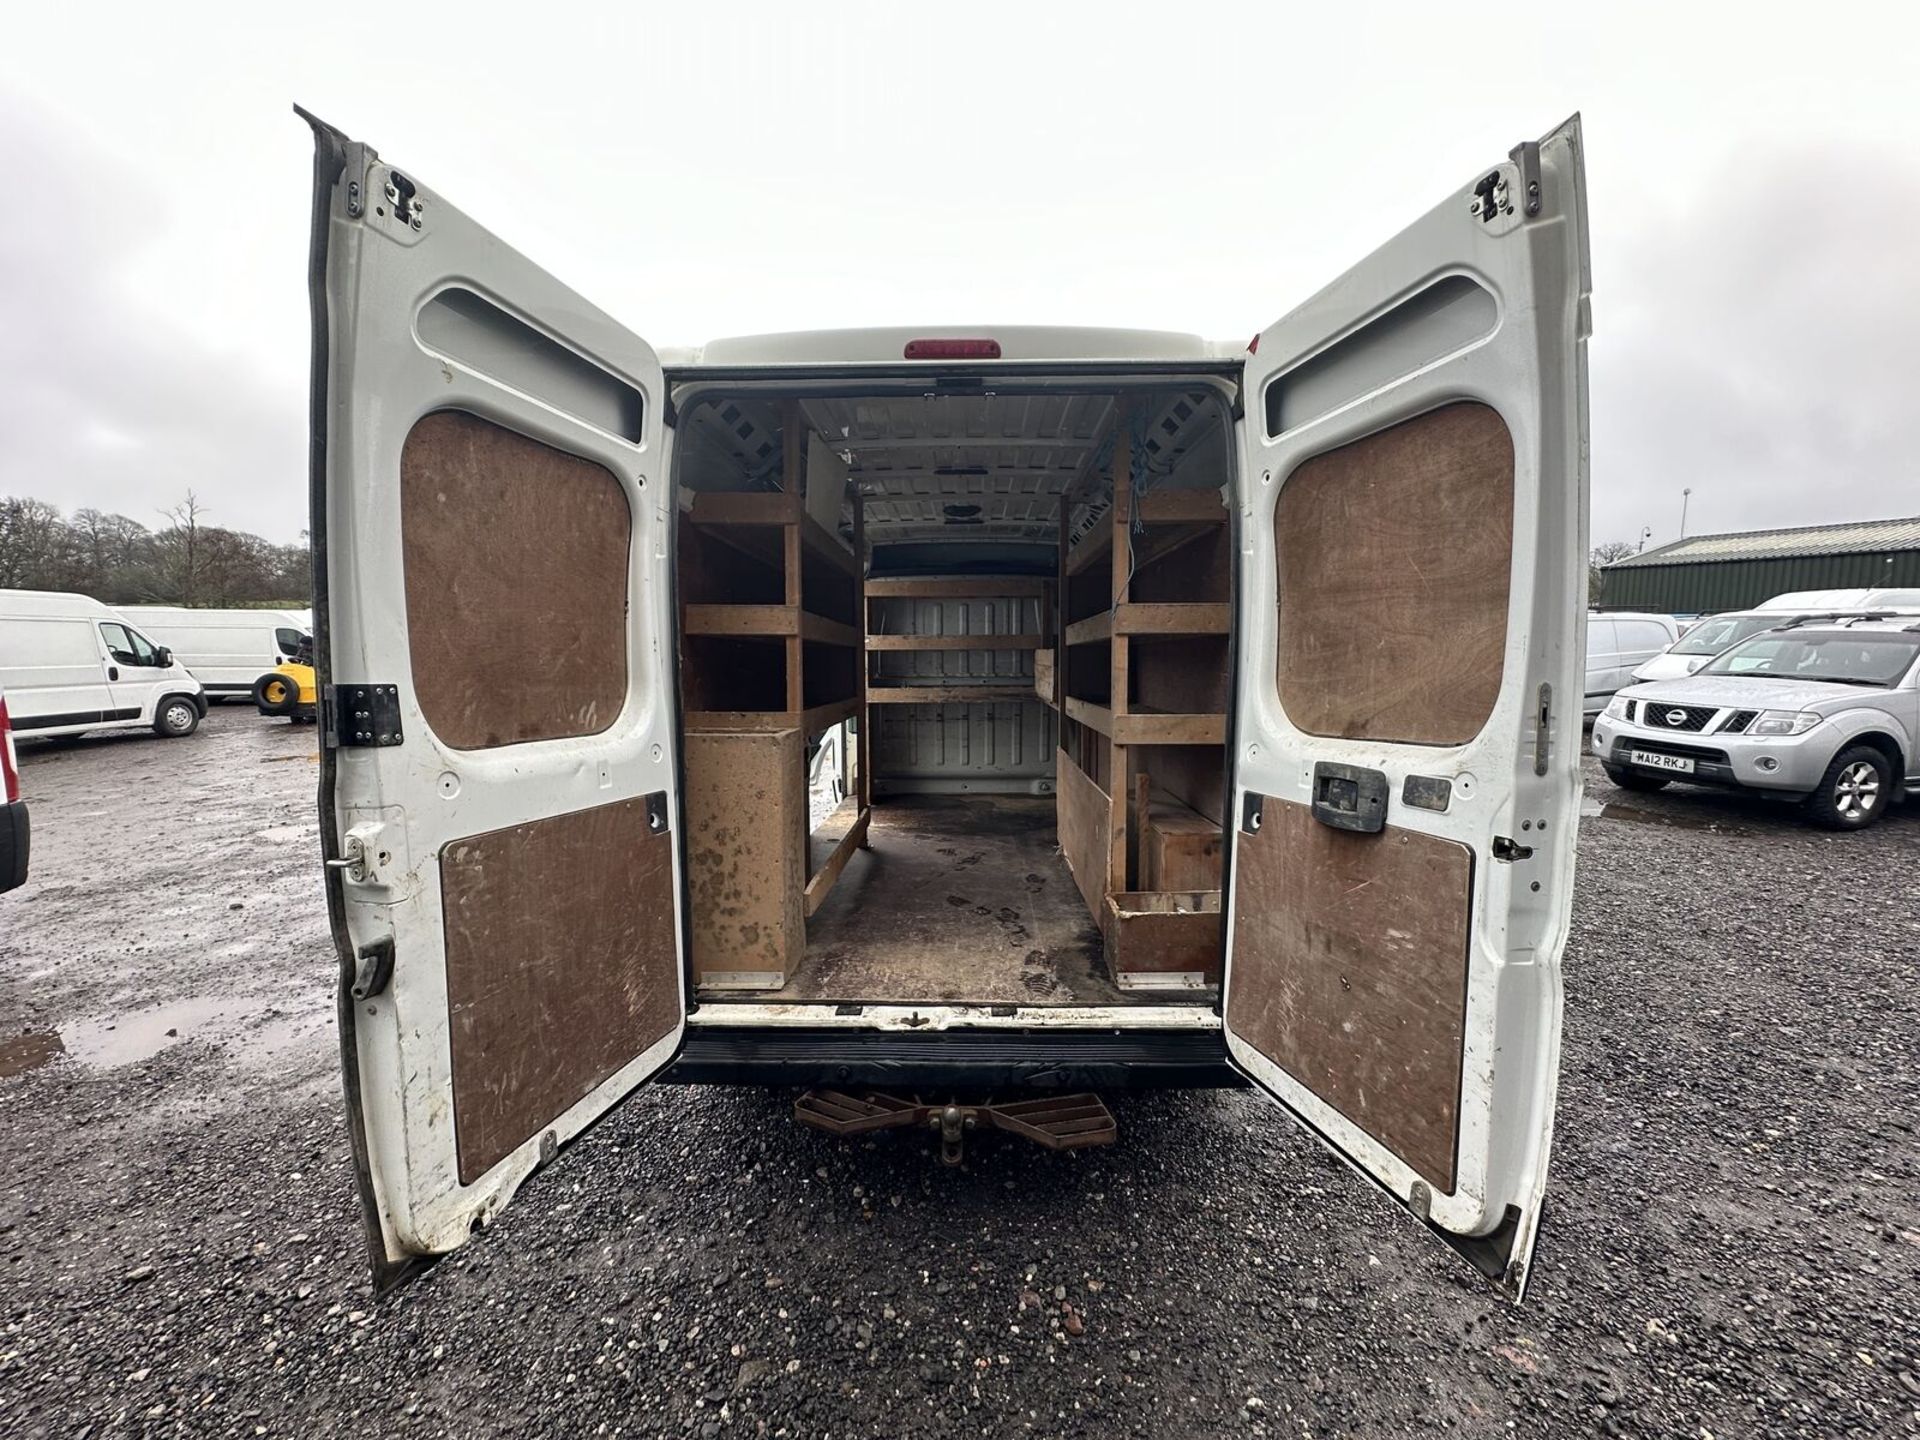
(108, 666, 120, 681)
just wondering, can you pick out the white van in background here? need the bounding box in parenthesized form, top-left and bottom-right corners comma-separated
(1631, 588, 1920, 683)
(1755, 587, 1920, 613)
(0, 591, 206, 740)
(118, 606, 311, 700)
(1585, 612, 1681, 716)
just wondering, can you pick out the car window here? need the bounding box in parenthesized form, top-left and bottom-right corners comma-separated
(98, 621, 159, 666)
(1703, 631, 1920, 686)
(1673, 614, 1777, 656)
(1619, 619, 1671, 652)
(275, 627, 307, 653)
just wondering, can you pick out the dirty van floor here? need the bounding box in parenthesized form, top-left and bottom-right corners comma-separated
(763, 793, 1132, 1006)
(2, 708, 1917, 1440)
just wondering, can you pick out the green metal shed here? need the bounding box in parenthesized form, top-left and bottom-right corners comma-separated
(1600, 515, 1920, 613)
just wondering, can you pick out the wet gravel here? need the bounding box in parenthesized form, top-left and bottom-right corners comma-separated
(2, 708, 1916, 1438)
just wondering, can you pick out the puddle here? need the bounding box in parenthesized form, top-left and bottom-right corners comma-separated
(1, 1031, 66, 1077)
(55, 995, 331, 1071)
(1582, 799, 1753, 834)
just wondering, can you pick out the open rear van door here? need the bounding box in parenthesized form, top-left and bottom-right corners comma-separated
(301, 113, 687, 1290)
(1224, 118, 1589, 1299)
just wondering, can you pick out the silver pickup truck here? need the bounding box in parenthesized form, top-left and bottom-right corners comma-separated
(1593, 615, 1920, 828)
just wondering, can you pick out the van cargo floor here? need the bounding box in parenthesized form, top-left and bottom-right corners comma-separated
(734, 794, 1141, 1007)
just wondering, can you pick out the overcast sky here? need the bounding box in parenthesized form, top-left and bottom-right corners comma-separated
(3, 2, 1915, 548)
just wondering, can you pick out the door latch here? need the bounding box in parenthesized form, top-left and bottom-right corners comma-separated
(1311, 762, 1389, 834)
(1533, 682, 1552, 777)
(326, 822, 392, 884)
(351, 937, 395, 1001)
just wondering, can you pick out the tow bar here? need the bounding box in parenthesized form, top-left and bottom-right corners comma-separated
(794, 1090, 1116, 1165)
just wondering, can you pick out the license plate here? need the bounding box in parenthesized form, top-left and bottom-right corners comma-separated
(1630, 750, 1694, 774)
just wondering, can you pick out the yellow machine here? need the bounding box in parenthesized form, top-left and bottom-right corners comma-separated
(252, 664, 317, 723)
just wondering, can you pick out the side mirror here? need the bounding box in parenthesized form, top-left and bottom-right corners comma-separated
(154, 647, 174, 668)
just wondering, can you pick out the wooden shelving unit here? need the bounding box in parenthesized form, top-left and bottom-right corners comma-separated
(1050, 403, 1230, 989)
(862, 576, 1048, 708)
(680, 403, 870, 988)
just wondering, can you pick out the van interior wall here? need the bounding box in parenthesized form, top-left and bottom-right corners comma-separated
(672, 383, 1232, 1007)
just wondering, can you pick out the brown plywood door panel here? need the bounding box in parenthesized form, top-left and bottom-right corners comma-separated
(1274, 401, 1514, 746)
(442, 796, 681, 1186)
(1225, 797, 1471, 1191)
(401, 409, 632, 750)
(683, 728, 806, 984)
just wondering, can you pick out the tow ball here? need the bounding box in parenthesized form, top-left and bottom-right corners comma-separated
(793, 1090, 1116, 1165)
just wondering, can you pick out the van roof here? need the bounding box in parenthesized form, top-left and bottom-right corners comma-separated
(0, 589, 118, 619)
(664, 326, 1239, 369)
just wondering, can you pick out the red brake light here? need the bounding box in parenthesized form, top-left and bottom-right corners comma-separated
(903, 338, 1002, 360)
(0, 697, 18, 804)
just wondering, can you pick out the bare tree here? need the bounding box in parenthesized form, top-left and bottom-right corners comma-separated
(155, 490, 212, 607)
(0, 496, 70, 589)
(0, 492, 305, 606)
(1589, 538, 1639, 604)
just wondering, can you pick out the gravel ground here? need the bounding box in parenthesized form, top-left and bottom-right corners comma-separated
(2, 708, 1916, 1439)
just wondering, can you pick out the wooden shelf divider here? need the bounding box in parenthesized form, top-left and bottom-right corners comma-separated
(679, 405, 870, 980)
(1054, 408, 1229, 990)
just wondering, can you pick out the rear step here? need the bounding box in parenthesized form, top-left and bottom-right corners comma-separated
(794, 1089, 1117, 1165)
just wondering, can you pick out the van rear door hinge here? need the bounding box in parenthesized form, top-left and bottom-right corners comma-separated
(325, 684, 403, 748)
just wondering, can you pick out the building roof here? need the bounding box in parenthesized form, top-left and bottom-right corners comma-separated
(1608, 515, 1920, 568)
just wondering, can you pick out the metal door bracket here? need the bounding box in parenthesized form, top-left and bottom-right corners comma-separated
(351, 937, 396, 1000)
(326, 684, 403, 748)
(1510, 139, 1543, 217)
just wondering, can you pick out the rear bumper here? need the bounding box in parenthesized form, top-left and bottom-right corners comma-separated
(663, 1025, 1241, 1092)
(1, 799, 28, 893)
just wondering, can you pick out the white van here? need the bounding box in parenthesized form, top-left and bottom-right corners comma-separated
(1584, 611, 1681, 716)
(0, 591, 207, 740)
(1632, 589, 1920, 683)
(304, 112, 1589, 1301)
(118, 606, 311, 700)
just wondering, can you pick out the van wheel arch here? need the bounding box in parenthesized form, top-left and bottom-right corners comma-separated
(154, 694, 202, 737)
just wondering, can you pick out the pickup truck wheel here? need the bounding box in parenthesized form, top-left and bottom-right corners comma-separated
(1602, 764, 1669, 792)
(154, 696, 201, 738)
(1802, 746, 1891, 830)
(253, 672, 301, 717)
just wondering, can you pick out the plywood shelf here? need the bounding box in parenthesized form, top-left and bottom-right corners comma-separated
(684, 604, 860, 647)
(1063, 697, 1219, 746)
(865, 632, 1043, 652)
(686, 491, 859, 577)
(1063, 602, 1229, 647)
(866, 577, 1048, 599)
(684, 695, 859, 736)
(1064, 490, 1227, 577)
(867, 685, 1038, 705)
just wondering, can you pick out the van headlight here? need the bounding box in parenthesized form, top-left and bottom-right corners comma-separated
(1750, 710, 1820, 736)
(1602, 694, 1630, 720)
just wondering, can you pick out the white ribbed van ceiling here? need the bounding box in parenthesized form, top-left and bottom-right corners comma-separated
(677, 390, 1227, 554)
